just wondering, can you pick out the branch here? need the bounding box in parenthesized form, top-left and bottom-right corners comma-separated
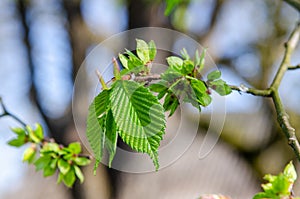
(0, 97, 26, 127)
(229, 85, 272, 97)
(271, 91, 300, 160)
(288, 64, 300, 70)
(283, 0, 300, 12)
(271, 23, 300, 89)
(134, 74, 161, 82)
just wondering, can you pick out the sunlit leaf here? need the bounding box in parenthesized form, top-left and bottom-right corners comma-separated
(110, 80, 166, 170)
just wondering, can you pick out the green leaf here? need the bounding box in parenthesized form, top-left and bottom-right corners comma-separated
(119, 53, 128, 69)
(11, 127, 26, 136)
(63, 169, 76, 188)
(136, 39, 150, 63)
(23, 147, 36, 163)
(253, 192, 274, 199)
(74, 165, 84, 184)
(34, 123, 44, 140)
(68, 142, 81, 154)
(58, 159, 71, 175)
(43, 165, 56, 177)
(161, 68, 182, 82)
(283, 161, 297, 182)
(74, 157, 91, 166)
(7, 136, 26, 147)
(165, 0, 182, 15)
(209, 79, 232, 96)
(207, 70, 221, 81)
(27, 125, 40, 143)
(34, 155, 52, 171)
(149, 81, 168, 93)
(166, 56, 183, 72)
(57, 172, 64, 184)
(41, 142, 60, 153)
(86, 89, 111, 170)
(182, 59, 194, 75)
(198, 49, 206, 72)
(148, 40, 156, 61)
(180, 48, 190, 60)
(105, 110, 118, 167)
(110, 80, 166, 170)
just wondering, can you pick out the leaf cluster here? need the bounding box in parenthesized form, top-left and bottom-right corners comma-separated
(87, 39, 231, 172)
(253, 161, 300, 199)
(8, 124, 90, 187)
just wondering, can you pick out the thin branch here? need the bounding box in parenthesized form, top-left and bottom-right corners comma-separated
(229, 85, 272, 97)
(288, 64, 300, 70)
(269, 23, 300, 161)
(271, 23, 300, 89)
(283, 0, 300, 12)
(134, 74, 161, 82)
(0, 97, 26, 127)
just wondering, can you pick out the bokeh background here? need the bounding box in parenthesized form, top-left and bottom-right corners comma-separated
(0, 0, 300, 198)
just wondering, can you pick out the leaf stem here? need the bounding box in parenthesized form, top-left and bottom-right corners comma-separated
(288, 64, 300, 70)
(0, 97, 26, 127)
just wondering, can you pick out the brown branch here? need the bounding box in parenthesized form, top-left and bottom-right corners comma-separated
(134, 74, 161, 82)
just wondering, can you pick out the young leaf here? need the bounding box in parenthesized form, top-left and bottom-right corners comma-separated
(43, 165, 56, 177)
(34, 155, 52, 171)
(119, 53, 128, 69)
(207, 70, 221, 81)
(283, 161, 297, 182)
(68, 142, 81, 154)
(136, 39, 150, 64)
(74, 165, 84, 184)
(110, 80, 166, 170)
(209, 79, 232, 96)
(180, 48, 190, 60)
(7, 136, 26, 147)
(58, 159, 71, 175)
(27, 125, 40, 143)
(198, 48, 206, 72)
(105, 110, 118, 167)
(166, 56, 183, 72)
(148, 40, 156, 61)
(34, 123, 44, 140)
(63, 169, 76, 188)
(86, 89, 111, 172)
(23, 147, 36, 163)
(11, 127, 26, 136)
(74, 157, 91, 166)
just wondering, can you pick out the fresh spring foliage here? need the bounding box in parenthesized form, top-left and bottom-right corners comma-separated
(253, 161, 300, 199)
(8, 124, 91, 187)
(86, 39, 232, 172)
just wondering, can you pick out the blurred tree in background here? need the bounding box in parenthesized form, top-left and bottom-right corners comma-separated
(0, 0, 299, 198)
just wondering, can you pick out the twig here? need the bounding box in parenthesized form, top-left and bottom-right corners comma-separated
(229, 85, 272, 97)
(283, 0, 300, 12)
(288, 64, 300, 70)
(0, 97, 26, 127)
(134, 74, 161, 82)
(271, 23, 300, 89)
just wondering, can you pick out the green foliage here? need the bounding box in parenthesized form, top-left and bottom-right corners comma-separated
(87, 39, 231, 172)
(253, 161, 299, 199)
(207, 71, 232, 96)
(7, 123, 90, 188)
(119, 39, 156, 76)
(87, 79, 166, 172)
(164, 0, 190, 15)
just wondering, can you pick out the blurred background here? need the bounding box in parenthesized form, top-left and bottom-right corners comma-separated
(0, 0, 300, 198)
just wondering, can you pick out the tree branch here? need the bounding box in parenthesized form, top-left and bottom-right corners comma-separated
(271, 90, 300, 160)
(0, 97, 26, 127)
(229, 85, 272, 97)
(134, 74, 161, 82)
(271, 23, 300, 89)
(283, 0, 300, 12)
(288, 64, 300, 70)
